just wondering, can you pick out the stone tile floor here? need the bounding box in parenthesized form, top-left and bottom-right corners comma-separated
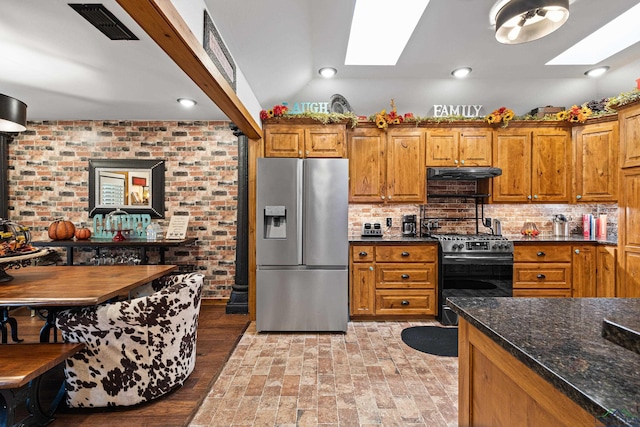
(190, 320, 458, 426)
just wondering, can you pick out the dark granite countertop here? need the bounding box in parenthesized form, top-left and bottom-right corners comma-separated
(508, 234, 617, 246)
(447, 297, 640, 426)
(349, 234, 617, 245)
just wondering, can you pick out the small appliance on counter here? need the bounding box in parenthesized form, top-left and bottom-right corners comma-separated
(552, 214, 569, 237)
(361, 222, 382, 237)
(402, 214, 416, 237)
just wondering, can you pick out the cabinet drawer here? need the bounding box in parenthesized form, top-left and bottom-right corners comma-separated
(375, 245, 437, 262)
(514, 245, 572, 262)
(513, 263, 571, 288)
(513, 289, 572, 298)
(375, 290, 435, 315)
(376, 263, 435, 288)
(351, 245, 374, 262)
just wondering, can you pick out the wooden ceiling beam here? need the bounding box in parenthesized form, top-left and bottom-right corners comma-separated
(116, 0, 262, 140)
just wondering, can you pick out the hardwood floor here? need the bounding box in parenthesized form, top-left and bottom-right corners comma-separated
(7, 302, 250, 427)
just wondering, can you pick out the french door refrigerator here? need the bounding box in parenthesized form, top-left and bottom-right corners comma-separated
(256, 158, 348, 332)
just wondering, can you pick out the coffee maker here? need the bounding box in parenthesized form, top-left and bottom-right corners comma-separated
(402, 214, 417, 237)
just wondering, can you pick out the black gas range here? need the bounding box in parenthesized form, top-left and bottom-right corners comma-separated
(430, 234, 514, 325)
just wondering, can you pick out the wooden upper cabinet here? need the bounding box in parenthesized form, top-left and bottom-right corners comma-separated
(619, 103, 640, 168)
(348, 127, 425, 203)
(264, 125, 304, 157)
(264, 123, 346, 158)
(493, 126, 570, 203)
(304, 125, 346, 158)
(572, 121, 618, 203)
(386, 130, 425, 203)
(426, 129, 491, 167)
(492, 129, 532, 202)
(531, 128, 571, 203)
(348, 128, 386, 203)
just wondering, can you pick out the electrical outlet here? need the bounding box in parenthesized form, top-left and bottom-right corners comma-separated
(484, 218, 492, 227)
(386, 218, 392, 227)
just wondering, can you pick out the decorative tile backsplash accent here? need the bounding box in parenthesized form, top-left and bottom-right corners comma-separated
(10, 120, 238, 299)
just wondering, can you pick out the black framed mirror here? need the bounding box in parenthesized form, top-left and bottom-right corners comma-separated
(89, 159, 165, 218)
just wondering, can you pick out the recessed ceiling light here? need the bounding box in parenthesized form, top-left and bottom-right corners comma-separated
(345, 0, 431, 65)
(319, 67, 337, 78)
(451, 67, 472, 78)
(547, 2, 640, 65)
(584, 66, 610, 77)
(177, 98, 197, 107)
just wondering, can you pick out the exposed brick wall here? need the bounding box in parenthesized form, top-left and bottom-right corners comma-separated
(9, 120, 238, 300)
(349, 181, 618, 238)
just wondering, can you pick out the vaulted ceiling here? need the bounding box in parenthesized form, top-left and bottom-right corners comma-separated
(2, 0, 639, 123)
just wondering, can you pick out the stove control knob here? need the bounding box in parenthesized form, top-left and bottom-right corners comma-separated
(492, 244, 499, 249)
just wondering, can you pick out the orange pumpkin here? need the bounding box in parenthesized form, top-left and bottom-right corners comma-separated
(74, 227, 92, 240)
(48, 219, 76, 241)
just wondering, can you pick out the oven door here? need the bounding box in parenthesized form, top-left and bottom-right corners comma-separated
(438, 253, 513, 326)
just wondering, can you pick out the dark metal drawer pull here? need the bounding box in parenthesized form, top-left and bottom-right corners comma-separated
(359, 251, 368, 256)
(537, 274, 546, 279)
(401, 300, 409, 305)
(401, 274, 410, 279)
(537, 252, 545, 257)
(401, 252, 410, 257)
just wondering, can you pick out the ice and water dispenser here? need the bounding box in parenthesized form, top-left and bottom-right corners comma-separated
(264, 205, 286, 239)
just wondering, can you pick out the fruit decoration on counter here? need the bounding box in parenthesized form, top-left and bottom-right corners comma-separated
(520, 221, 540, 237)
(0, 219, 36, 257)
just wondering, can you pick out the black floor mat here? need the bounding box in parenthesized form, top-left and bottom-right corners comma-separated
(401, 326, 458, 357)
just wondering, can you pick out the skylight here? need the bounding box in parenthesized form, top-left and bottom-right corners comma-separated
(547, 2, 640, 65)
(345, 0, 431, 66)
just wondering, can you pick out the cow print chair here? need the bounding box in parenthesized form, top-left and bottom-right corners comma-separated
(55, 273, 204, 408)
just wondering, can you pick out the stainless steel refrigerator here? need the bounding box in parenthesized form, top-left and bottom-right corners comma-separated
(256, 158, 348, 332)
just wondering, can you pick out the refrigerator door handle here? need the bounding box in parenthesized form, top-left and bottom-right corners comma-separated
(296, 159, 303, 265)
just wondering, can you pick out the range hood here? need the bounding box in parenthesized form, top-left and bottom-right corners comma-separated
(427, 167, 502, 180)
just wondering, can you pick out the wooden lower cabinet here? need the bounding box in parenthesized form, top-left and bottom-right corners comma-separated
(597, 246, 616, 297)
(349, 243, 438, 318)
(513, 244, 572, 297)
(458, 320, 603, 427)
(514, 243, 615, 298)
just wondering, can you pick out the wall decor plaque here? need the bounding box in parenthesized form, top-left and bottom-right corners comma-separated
(203, 10, 236, 91)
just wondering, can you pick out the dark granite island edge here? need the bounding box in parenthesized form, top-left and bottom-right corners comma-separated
(448, 297, 640, 427)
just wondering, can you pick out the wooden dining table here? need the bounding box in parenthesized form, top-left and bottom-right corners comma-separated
(0, 264, 177, 342)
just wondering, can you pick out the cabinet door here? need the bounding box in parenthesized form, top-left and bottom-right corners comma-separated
(618, 169, 640, 297)
(492, 130, 532, 202)
(459, 129, 492, 166)
(531, 128, 571, 203)
(350, 263, 375, 316)
(426, 129, 458, 166)
(304, 125, 346, 158)
(348, 129, 386, 203)
(596, 246, 616, 297)
(572, 245, 596, 297)
(386, 130, 425, 203)
(619, 105, 640, 168)
(573, 122, 618, 203)
(264, 125, 303, 157)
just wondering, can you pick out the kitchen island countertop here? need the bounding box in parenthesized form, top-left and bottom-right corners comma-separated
(447, 297, 640, 426)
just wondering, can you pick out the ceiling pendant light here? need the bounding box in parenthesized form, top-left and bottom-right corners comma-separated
(495, 0, 569, 44)
(0, 94, 27, 133)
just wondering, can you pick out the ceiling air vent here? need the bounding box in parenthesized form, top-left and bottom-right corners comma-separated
(69, 4, 139, 40)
